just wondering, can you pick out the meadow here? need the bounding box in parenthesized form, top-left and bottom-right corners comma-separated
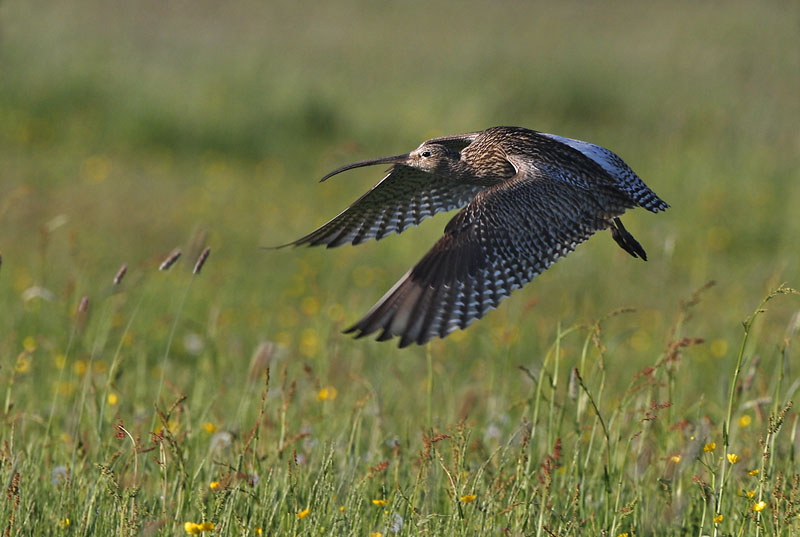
(1, 0, 799, 535)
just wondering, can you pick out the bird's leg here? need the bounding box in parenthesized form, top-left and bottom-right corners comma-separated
(610, 217, 648, 261)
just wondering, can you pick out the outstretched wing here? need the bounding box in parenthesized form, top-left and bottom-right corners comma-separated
(283, 131, 485, 248)
(346, 163, 620, 347)
(286, 165, 484, 248)
(539, 132, 669, 213)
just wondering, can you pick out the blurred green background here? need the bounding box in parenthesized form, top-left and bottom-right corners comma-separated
(1, 0, 799, 427)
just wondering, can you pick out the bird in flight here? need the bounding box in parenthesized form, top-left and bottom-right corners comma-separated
(283, 126, 668, 347)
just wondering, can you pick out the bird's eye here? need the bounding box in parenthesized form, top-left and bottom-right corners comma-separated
(421, 150, 432, 158)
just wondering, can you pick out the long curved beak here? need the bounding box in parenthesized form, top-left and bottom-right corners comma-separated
(319, 153, 410, 182)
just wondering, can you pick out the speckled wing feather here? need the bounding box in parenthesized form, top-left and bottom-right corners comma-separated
(538, 132, 670, 212)
(346, 163, 624, 347)
(287, 166, 484, 247)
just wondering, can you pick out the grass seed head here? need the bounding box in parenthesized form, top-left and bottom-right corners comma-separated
(76, 296, 90, 331)
(159, 249, 182, 271)
(193, 247, 210, 274)
(113, 263, 127, 285)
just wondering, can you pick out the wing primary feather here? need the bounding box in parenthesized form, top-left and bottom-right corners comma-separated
(399, 282, 436, 347)
(415, 283, 448, 346)
(344, 270, 416, 338)
(459, 273, 476, 330)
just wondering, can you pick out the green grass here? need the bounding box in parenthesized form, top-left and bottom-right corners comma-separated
(1, 0, 800, 535)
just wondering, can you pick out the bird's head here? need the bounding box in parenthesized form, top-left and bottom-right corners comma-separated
(319, 143, 461, 182)
(407, 143, 461, 174)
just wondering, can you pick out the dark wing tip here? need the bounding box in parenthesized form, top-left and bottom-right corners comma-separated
(343, 322, 426, 348)
(266, 223, 361, 250)
(342, 323, 360, 335)
(640, 193, 670, 213)
(375, 330, 394, 342)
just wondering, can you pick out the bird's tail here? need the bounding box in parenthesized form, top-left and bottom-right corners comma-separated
(631, 186, 669, 213)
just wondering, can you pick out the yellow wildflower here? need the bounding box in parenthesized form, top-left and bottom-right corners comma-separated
(372, 499, 388, 507)
(122, 332, 134, 347)
(703, 442, 716, 453)
(55, 381, 75, 396)
(749, 469, 759, 476)
(154, 420, 178, 435)
(753, 501, 766, 512)
(327, 303, 345, 321)
(299, 329, 318, 357)
(317, 386, 338, 402)
(714, 514, 723, 524)
(107, 393, 119, 406)
(15, 354, 31, 373)
(669, 455, 681, 464)
(339, 505, 345, 512)
(710, 339, 728, 357)
(209, 481, 220, 490)
(739, 415, 752, 427)
(300, 296, 320, 316)
(81, 154, 112, 184)
(184, 522, 201, 534)
(296, 508, 310, 519)
(203, 422, 217, 434)
(256, 529, 262, 536)
(460, 494, 477, 503)
(23, 336, 37, 352)
(199, 522, 214, 531)
(369, 533, 383, 537)
(746, 490, 756, 498)
(727, 453, 739, 464)
(617, 533, 629, 537)
(73, 360, 87, 376)
(58, 518, 70, 528)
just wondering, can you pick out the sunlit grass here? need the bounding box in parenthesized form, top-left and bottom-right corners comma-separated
(1, 259, 798, 535)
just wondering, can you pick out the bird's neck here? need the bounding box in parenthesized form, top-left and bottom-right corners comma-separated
(454, 148, 516, 186)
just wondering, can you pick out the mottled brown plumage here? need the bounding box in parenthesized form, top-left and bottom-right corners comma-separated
(283, 126, 668, 347)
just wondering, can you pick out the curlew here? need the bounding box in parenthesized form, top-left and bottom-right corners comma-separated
(283, 126, 669, 347)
